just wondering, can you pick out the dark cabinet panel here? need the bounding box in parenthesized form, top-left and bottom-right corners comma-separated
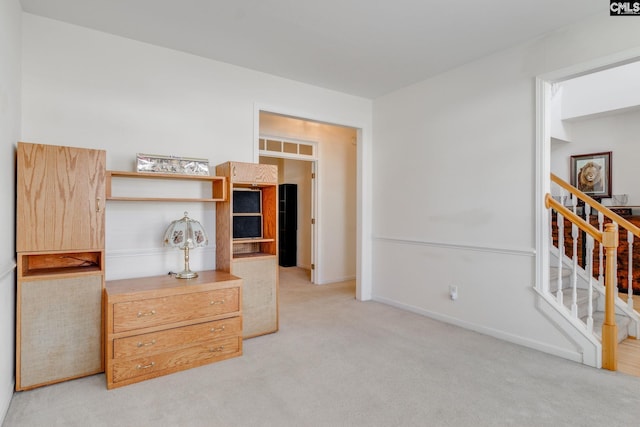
(279, 184, 297, 267)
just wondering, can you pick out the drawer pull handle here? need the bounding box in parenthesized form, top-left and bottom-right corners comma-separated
(136, 362, 155, 370)
(210, 346, 225, 353)
(137, 310, 156, 318)
(210, 300, 225, 305)
(137, 339, 156, 348)
(210, 326, 226, 333)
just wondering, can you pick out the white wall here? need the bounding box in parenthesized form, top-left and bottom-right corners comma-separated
(259, 114, 357, 283)
(0, 0, 21, 421)
(372, 15, 640, 362)
(550, 85, 572, 142)
(561, 61, 640, 120)
(551, 61, 640, 143)
(551, 108, 640, 205)
(21, 14, 370, 285)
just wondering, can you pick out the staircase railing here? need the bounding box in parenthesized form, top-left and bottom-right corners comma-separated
(551, 173, 640, 310)
(546, 174, 624, 370)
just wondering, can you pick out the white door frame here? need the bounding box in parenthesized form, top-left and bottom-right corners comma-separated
(254, 104, 366, 296)
(258, 147, 319, 284)
(535, 49, 640, 292)
(310, 160, 317, 284)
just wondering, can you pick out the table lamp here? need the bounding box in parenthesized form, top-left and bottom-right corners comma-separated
(163, 211, 208, 279)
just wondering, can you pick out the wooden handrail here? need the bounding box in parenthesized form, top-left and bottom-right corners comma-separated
(551, 173, 640, 237)
(545, 194, 602, 242)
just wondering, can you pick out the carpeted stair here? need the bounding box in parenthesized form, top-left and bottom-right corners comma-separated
(550, 266, 630, 343)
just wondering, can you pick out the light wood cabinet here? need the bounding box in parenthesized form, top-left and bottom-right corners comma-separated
(17, 142, 105, 252)
(227, 162, 278, 184)
(216, 161, 279, 338)
(16, 142, 106, 391)
(17, 273, 103, 390)
(105, 270, 242, 389)
(232, 257, 278, 337)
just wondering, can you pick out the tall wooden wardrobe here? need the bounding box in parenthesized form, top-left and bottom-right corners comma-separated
(16, 142, 106, 390)
(215, 161, 279, 338)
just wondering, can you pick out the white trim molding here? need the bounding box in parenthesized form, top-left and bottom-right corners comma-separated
(106, 247, 216, 258)
(374, 236, 535, 257)
(0, 261, 16, 280)
(374, 294, 583, 364)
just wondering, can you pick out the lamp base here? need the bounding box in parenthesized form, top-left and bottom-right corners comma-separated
(175, 270, 198, 279)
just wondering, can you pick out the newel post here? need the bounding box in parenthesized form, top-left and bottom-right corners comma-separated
(602, 223, 618, 371)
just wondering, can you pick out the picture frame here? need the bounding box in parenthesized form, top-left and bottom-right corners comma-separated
(136, 153, 210, 176)
(570, 151, 612, 199)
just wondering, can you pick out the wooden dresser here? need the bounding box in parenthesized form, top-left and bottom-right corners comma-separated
(105, 270, 242, 389)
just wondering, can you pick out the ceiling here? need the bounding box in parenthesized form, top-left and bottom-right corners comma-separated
(20, 0, 604, 99)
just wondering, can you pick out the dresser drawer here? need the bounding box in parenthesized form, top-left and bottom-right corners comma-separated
(111, 336, 241, 383)
(113, 317, 241, 358)
(112, 287, 239, 333)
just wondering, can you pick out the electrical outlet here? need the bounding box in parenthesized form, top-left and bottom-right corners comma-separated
(449, 285, 458, 301)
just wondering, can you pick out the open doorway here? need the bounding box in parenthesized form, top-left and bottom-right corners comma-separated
(536, 55, 640, 292)
(259, 155, 316, 281)
(258, 111, 357, 290)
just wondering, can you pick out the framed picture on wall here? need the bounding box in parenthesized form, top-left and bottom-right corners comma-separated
(570, 151, 612, 199)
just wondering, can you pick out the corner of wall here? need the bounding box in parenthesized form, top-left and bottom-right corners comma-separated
(0, 379, 15, 425)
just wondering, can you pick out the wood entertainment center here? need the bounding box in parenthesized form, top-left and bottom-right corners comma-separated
(15, 142, 278, 389)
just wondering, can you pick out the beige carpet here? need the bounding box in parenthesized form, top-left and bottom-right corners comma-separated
(3, 267, 640, 427)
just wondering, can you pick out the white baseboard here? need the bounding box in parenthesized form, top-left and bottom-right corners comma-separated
(0, 380, 14, 426)
(0, 261, 16, 280)
(106, 246, 216, 258)
(316, 274, 356, 285)
(373, 295, 583, 364)
(0, 262, 15, 425)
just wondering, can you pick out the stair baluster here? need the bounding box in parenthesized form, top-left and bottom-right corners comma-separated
(628, 231, 634, 311)
(571, 221, 579, 318)
(586, 235, 595, 333)
(557, 210, 564, 305)
(598, 211, 604, 284)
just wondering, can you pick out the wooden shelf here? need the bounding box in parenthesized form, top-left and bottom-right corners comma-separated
(106, 171, 226, 202)
(233, 252, 276, 260)
(108, 170, 221, 180)
(233, 238, 275, 244)
(19, 251, 104, 278)
(20, 265, 103, 279)
(107, 196, 219, 202)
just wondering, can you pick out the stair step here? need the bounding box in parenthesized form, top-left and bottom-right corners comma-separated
(561, 288, 597, 319)
(587, 312, 631, 343)
(549, 267, 573, 292)
(549, 266, 572, 281)
(548, 265, 634, 344)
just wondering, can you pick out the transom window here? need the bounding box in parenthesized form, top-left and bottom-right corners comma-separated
(259, 136, 317, 160)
